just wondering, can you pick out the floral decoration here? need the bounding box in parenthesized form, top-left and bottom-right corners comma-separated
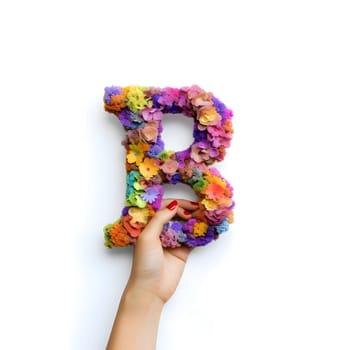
(103, 85, 234, 248)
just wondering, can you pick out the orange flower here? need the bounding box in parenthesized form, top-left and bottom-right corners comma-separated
(205, 183, 225, 200)
(228, 211, 234, 224)
(122, 215, 145, 238)
(198, 106, 222, 126)
(147, 204, 156, 218)
(224, 118, 234, 133)
(104, 94, 126, 113)
(109, 222, 130, 247)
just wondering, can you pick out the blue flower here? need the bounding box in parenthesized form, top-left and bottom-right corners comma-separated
(216, 218, 229, 234)
(187, 167, 202, 184)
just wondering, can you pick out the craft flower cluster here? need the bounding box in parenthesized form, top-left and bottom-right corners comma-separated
(103, 85, 234, 248)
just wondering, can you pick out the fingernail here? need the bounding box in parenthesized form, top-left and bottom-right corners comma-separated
(190, 201, 198, 206)
(183, 210, 191, 216)
(166, 200, 178, 211)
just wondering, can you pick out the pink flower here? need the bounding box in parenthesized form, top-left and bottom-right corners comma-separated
(141, 108, 163, 121)
(158, 87, 180, 106)
(160, 228, 180, 248)
(190, 142, 219, 163)
(204, 208, 231, 225)
(141, 121, 158, 143)
(160, 159, 179, 175)
(190, 143, 210, 163)
(126, 129, 140, 143)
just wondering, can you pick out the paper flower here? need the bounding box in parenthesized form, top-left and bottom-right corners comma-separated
(160, 159, 179, 176)
(141, 186, 160, 203)
(108, 222, 130, 247)
(139, 157, 159, 180)
(128, 207, 149, 224)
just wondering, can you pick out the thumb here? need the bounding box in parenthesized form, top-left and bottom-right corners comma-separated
(138, 200, 179, 242)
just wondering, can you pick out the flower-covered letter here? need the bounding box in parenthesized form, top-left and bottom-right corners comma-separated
(103, 85, 234, 248)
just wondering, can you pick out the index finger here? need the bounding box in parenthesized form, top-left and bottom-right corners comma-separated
(161, 198, 198, 210)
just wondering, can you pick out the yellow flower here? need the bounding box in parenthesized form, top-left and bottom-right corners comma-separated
(128, 207, 149, 225)
(228, 211, 234, 224)
(127, 143, 149, 165)
(193, 222, 208, 237)
(198, 106, 222, 126)
(139, 157, 159, 180)
(125, 86, 152, 112)
(201, 198, 218, 211)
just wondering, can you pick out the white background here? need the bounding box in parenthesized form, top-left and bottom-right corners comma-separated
(1, 1, 349, 349)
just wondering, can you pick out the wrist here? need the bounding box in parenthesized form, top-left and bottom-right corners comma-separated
(122, 283, 165, 310)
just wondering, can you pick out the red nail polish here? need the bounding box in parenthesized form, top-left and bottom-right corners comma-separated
(183, 210, 191, 216)
(190, 201, 198, 206)
(166, 200, 178, 211)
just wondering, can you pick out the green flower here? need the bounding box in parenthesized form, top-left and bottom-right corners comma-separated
(193, 178, 208, 191)
(126, 86, 152, 112)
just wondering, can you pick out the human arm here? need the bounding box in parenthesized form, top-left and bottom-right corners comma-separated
(106, 199, 197, 350)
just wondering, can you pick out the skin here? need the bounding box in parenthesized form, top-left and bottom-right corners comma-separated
(106, 199, 198, 350)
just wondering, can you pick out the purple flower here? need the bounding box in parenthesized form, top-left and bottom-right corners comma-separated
(170, 173, 182, 184)
(163, 104, 182, 114)
(104, 86, 122, 104)
(122, 206, 129, 216)
(212, 96, 227, 118)
(119, 110, 144, 130)
(169, 221, 187, 243)
(185, 227, 217, 247)
(193, 127, 208, 142)
(152, 94, 161, 108)
(175, 148, 191, 168)
(148, 144, 163, 158)
(170, 221, 182, 232)
(182, 218, 196, 237)
(141, 186, 160, 203)
(151, 185, 163, 210)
